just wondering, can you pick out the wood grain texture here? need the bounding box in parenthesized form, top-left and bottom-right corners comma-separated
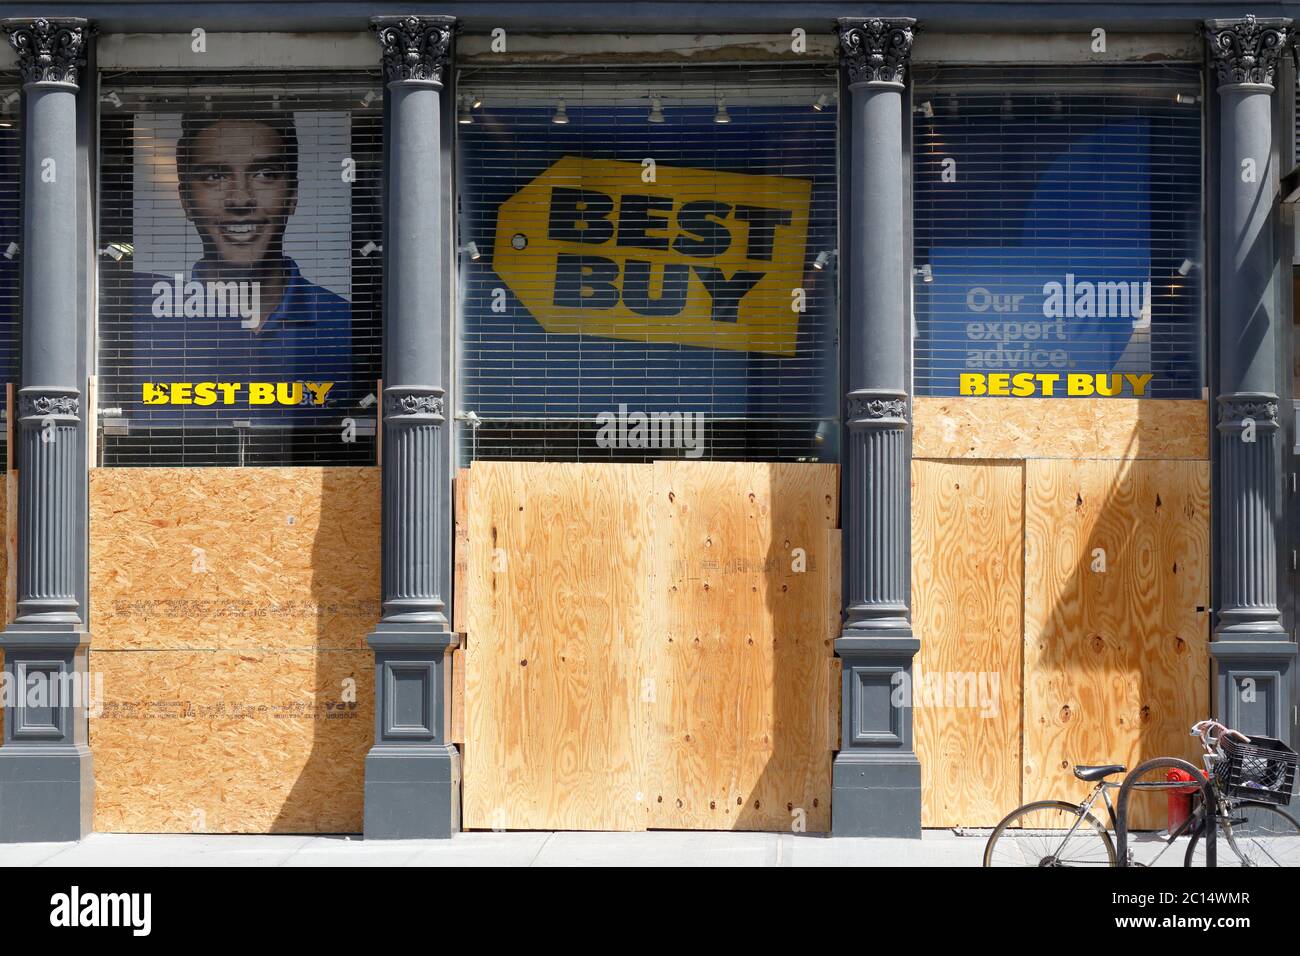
(1022, 459, 1210, 829)
(913, 398, 1208, 461)
(90, 649, 371, 833)
(90, 467, 380, 650)
(642, 461, 837, 831)
(462, 462, 652, 831)
(912, 460, 1024, 827)
(461, 460, 839, 832)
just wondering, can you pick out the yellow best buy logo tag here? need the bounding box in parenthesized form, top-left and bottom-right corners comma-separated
(493, 155, 812, 356)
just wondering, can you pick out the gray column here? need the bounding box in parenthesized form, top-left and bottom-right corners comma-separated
(364, 14, 459, 839)
(1205, 16, 1300, 743)
(0, 17, 92, 843)
(832, 17, 921, 838)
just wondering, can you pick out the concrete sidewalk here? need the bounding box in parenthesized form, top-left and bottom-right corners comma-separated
(0, 830, 989, 867)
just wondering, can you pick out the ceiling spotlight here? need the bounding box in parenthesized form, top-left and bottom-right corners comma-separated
(102, 91, 122, 109)
(99, 242, 134, 261)
(1176, 93, 1202, 105)
(552, 98, 570, 125)
(812, 93, 830, 112)
(648, 94, 665, 124)
(913, 263, 933, 283)
(460, 241, 482, 261)
(471, 94, 483, 109)
(358, 240, 382, 257)
(915, 100, 934, 119)
(812, 250, 838, 271)
(713, 97, 731, 125)
(360, 90, 380, 108)
(1177, 258, 1196, 276)
(3, 241, 18, 260)
(1, 91, 19, 109)
(458, 95, 474, 125)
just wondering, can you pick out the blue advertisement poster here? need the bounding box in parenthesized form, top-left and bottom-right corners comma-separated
(457, 95, 839, 425)
(914, 93, 1202, 399)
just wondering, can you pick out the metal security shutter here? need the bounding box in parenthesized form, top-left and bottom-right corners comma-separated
(456, 64, 839, 463)
(96, 71, 384, 466)
(912, 65, 1204, 398)
(0, 77, 19, 472)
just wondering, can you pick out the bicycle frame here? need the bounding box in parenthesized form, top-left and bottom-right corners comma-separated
(1052, 777, 1223, 866)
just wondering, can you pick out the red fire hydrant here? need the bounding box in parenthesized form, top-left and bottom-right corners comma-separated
(1166, 768, 1198, 832)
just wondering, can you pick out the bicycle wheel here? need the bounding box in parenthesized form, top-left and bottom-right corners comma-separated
(1185, 801, 1300, 867)
(984, 800, 1116, 867)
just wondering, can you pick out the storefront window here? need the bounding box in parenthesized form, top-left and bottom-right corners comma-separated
(456, 65, 839, 462)
(96, 71, 383, 465)
(913, 66, 1204, 399)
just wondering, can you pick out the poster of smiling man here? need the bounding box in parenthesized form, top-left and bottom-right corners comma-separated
(97, 85, 381, 440)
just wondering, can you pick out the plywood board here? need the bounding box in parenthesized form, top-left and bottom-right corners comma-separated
(90, 648, 371, 833)
(912, 460, 1024, 827)
(90, 467, 380, 650)
(462, 462, 653, 831)
(642, 461, 837, 831)
(913, 398, 1208, 461)
(461, 460, 839, 832)
(1022, 458, 1210, 829)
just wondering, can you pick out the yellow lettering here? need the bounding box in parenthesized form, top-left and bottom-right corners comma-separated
(193, 382, 217, 406)
(1067, 373, 1095, 396)
(304, 382, 334, 406)
(986, 373, 1011, 396)
(1125, 373, 1153, 397)
(170, 382, 193, 405)
(142, 382, 169, 405)
(248, 382, 275, 405)
(276, 382, 304, 406)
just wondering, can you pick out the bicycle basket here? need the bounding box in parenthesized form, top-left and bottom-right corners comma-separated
(1216, 734, 1298, 807)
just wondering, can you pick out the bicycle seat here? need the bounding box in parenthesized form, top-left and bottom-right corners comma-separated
(1073, 764, 1126, 782)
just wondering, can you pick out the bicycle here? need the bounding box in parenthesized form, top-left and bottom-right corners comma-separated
(983, 720, 1300, 866)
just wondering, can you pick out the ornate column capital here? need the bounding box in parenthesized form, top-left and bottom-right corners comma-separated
(1205, 15, 1292, 92)
(2, 17, 90, 88)
(371, 15, 455, 87)
(836, 17, 917, 89)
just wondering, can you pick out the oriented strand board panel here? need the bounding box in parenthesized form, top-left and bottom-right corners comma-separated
(913, 398, 1208, 461)
(90, 467, 379, 650)
(461, 460, 839, 832)
(90, 649, 372, 833)
(642, 461, 837, 831)
(1023, 459, 1209, 829)
(88, 466, 379, 833)
(462, 462, 653, 831)
(912, 460, 1024, 828)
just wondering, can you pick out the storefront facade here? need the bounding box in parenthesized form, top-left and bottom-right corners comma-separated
(0, 1, 1294, 841)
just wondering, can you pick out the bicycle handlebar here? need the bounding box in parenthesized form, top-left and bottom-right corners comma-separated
(1190, 718, 1250, 754)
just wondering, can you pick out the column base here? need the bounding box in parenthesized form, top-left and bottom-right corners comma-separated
(364, 743, 460, 839)
(832, 751, 921, 838)
(0, 624, 93, 843)
(0, 748, 93, 843)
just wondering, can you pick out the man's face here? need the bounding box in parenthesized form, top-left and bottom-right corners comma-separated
(180, 118, 297, 271)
